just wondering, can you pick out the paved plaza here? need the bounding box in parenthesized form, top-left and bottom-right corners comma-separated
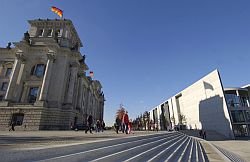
(0, 130, 249, 161)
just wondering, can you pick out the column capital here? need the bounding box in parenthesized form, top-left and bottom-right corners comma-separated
(47, 51, 56, 61)
(15, 52, 26, 63)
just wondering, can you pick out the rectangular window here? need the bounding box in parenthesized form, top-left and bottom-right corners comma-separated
(28, 87, 39, 103)
(231, 110, 245, 123)
(1, 82, 8, 91)
(0, 95, 3, 101)
(34, 64, 45, 77)
(5, 68, 12, 77)
(38, 29, 44, 37)
(245, 110, 250, 122)
(225, 94, 240, 107)
(58, 28, 63, 37)
(240, 96, 249, 107)
(47, 29, 53, 37)
(12, 113, 24, 126)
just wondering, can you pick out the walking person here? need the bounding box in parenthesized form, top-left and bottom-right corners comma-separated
(9, 121, 15, 131)
(203, 130, 206, 139)
(115, 117, 121, 134)
(85, 115, 93, 134)
(96, 120, 100, 132)
(199, 130, 203, 137)
(122, 111, 129, 134)
(101, 120, 105, 132)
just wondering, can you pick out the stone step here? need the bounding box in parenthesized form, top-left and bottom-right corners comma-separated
(158, 132, 209, 162)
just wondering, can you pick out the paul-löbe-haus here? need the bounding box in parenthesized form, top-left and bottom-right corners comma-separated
(149, 70, 250, 139)
(0, 19, 105, 130)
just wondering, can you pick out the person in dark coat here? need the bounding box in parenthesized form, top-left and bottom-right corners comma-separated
(199, 130, 203, 137)
(115, 117, 121, 134)
(101, 120, 105, 132)
(85, 115, 93, 134)
(203, 130, 206, 139)
(9, 121, 15, 131)
(96, 120, 100, 132)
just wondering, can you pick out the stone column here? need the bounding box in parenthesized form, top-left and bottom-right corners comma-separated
(38, 51, 55, 101)
(20, 83, 29, 103)
(82, 86, 87, 114)
(14, 62, 27, 102)
(66, 62, 78, 104)
(86, 88, 91, 114)
(76, 76, 83, 109)
(72, 76, 79, 109)
(5, 52, 25, 101)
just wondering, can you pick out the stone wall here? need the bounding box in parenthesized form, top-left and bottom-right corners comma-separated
(0, 106, 81, 130)
(0, 106, 43, 130)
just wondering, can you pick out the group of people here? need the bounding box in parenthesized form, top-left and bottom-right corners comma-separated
(94, 119, 105, 133)
(114, 111, 133, 134)
(85, 115, 106, 134)
(199, 129, 207, 139)
(85, 115, 105, 133)
(69, 115, 105, 134)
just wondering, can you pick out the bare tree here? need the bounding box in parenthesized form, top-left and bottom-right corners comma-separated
(115, 104, 125, 120)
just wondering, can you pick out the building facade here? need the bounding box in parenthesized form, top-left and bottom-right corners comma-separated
(0, 19, 104, 130)
(149, 70, 250, 139)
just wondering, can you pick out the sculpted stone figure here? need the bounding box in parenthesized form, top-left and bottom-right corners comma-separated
(23, 31, 30, 44)
(6, 42, 11, 49)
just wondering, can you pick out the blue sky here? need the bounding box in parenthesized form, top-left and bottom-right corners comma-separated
(1, 0, 250, 126)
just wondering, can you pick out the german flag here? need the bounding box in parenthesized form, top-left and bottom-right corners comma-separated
(51, 6, 63, 18)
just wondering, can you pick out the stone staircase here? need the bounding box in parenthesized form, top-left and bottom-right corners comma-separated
(159, 132, 209, 162)
(143, 132, 209, 162)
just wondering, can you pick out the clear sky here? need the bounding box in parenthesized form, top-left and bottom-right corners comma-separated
(1, 0, 250, 126)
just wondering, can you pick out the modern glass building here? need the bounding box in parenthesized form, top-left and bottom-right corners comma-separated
(224, 86, 250, 137)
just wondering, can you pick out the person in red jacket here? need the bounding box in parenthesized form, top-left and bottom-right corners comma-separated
(122, 111, 129, 134)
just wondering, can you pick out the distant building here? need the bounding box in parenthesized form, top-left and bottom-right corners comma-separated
(0, 19, 104, 130)
(149, 70, 250, 139)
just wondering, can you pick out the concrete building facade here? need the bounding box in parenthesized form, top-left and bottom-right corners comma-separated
(0, 19, 104, 130)
(149, 70, 250, 139)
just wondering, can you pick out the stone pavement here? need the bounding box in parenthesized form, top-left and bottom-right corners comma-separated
(0, 130, 160, 150)
(1, 130, 249, 161)
(212, 140, 250, 161)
